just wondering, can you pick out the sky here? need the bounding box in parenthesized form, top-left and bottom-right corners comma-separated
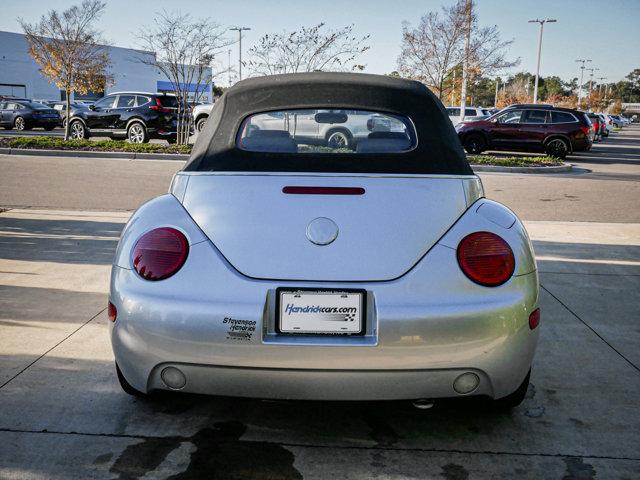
(1, 0, 639, 85)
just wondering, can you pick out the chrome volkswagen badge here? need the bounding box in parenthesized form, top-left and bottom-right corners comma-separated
(306, 217, 339, 246)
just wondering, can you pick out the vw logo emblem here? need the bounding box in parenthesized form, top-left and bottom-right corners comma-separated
(306, 217, 339, 246)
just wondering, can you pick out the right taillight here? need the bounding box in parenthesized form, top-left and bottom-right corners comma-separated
(529, 308, 540, 329)
(580, 126, 590, 135)
(132, 227, 189, 281)
(457, 232, 515, 286)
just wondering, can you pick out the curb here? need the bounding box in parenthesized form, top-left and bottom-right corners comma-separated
(471, 163, 572, 174)
(0, 147, 189, 161)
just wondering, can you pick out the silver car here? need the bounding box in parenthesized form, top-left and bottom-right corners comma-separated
(109, 73, 539, 409)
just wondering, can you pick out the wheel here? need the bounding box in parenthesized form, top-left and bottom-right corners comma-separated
(14, 116, 26, 131)
(326, 129, 351, 149)
(196, 116, 207, 132)
(127, 122, 148, 143)
(116, 363, 147, 397)
(545, 138, 569, 159)
(69, 120, 87, 139)
(463, 133, 486, 154)
(492, 370, 530, 410)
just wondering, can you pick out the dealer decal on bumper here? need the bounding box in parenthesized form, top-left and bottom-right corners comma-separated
(223, 317, 256, 341)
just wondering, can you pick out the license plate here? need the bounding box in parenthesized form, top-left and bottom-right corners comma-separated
(276, 288, 365, 335)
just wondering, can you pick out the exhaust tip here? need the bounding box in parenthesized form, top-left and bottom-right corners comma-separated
(412, 399, 435, 410)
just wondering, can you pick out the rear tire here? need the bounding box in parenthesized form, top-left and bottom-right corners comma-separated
(116, 363, 147, 397)
(492, 370, 530, 410)
(127, 122, 149, 143)
(545, 138, 569, 159)
(463, 133, 486, 154)
(326, 129, 352, 149)
(196, 116, 207, 132)
(69, 120, 87, 139)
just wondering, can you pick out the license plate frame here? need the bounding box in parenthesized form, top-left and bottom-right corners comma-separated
(275, 287, 366, 336)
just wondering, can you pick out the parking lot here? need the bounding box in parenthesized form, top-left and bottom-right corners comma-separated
(0, 126, 639, 479)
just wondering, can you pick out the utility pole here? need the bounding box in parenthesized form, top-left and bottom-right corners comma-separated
(459, 0, 472, 122)
(528, 18, 556, 104)
(230, 26, 251, 80)
(575, 59, 592, 106)
(227, 49, 232, 87)
(586, 67, 599, 99)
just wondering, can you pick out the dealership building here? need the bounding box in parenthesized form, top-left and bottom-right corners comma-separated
(0, 30, 213, 102)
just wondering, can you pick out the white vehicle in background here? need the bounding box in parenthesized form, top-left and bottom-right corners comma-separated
(599, 113, 616, 134)
(193, 103, 214, 132)
(248, 109, 407, 149)
(446, 106, 491, 126)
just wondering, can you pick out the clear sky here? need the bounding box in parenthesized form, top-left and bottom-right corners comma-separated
(1, 0, 638, 84)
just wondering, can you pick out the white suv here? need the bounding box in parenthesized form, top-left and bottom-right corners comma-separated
(446, 106, 491, 126)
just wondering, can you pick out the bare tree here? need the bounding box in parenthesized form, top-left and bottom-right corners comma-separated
(245, 23, 370, 76)
(398, 0, 518, 101)
(20, 0, 112, 140)
(138, 11, 231, 144)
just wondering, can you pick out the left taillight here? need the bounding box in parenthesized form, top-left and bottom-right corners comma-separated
(457, 232, 515, 287)
(132, 227, 189, 281)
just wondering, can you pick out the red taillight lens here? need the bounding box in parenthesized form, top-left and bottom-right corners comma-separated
(149, 97, 171, 113)
(457, 232, 515, 286)
(580, 126, 590, 135)
(108, 301, 117, 322)
(529, 308, 540, 329)
(132, 227, 189, 281)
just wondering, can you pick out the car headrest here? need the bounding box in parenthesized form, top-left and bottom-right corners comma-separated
(356, 132, 412, 153)
(241, 130, 297, 153)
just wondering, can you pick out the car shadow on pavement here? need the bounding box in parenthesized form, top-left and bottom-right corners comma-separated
(0, 217, 124, 265)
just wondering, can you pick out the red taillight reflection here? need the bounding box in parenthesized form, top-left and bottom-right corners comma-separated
(529, 308, 540, 329)
(132, 227, 189, 281)
(149, 97, 171, 113)
(457, 232, 515, 286)
(108, 301, 117, 322)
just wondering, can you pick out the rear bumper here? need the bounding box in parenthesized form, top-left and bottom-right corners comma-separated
(111, 245, 539, 401)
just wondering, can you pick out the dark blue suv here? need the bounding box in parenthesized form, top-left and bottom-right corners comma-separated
(67, 92, 180, 143)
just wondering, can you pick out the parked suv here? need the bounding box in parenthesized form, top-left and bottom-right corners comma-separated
(0, 100, 60, 131)
(446, 106, 491, 125)
(66, 92, 179, 143)
(456, 104, 593, 159)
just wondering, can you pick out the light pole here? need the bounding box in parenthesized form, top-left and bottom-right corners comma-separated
(597, 76, 607, 95)
(227, 49, 232, 87)
(586, 67, 599, 99)
(528, 18, 557, 104)
(230, 26, 251, 81)
(575, 59, 592, 106)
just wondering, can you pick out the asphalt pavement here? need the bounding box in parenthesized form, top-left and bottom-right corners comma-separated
(0, 125, 639, 479)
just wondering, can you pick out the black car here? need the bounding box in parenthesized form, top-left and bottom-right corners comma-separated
(67, 92, 180, 143)
(456, 104, 594, 159)
(48, 101, 87, 127)
(0, 100, 61, 131)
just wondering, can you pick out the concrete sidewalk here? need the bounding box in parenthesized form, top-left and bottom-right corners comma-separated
(0, 208, 639, 479)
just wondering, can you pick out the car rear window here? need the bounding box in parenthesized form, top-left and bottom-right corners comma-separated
(158, 96, 178, 108)
(551, 111, 576, 123)
(237, 109, 416, 154)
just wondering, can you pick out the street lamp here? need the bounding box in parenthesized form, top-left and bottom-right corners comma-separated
(575, 59, 592, 106)
(528, 18, 557, 104)
(586, 67, 600, 99)
(230, 26, 251, 81)
(596, 76, 607, 95)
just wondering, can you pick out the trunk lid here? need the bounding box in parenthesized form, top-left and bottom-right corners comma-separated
(180, 174, 470, 282)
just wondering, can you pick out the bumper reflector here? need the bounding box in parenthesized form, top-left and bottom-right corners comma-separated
(529, 308, 541, 330)
(161, 367, 186, 390)
(108, 301, 117, 322)
(453, 372, 480, 394)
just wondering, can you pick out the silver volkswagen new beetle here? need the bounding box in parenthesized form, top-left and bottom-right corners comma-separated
(109, 72, 539, 409)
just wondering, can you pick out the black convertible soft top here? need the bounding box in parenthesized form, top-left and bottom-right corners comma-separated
(184, 72, 472, 175)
